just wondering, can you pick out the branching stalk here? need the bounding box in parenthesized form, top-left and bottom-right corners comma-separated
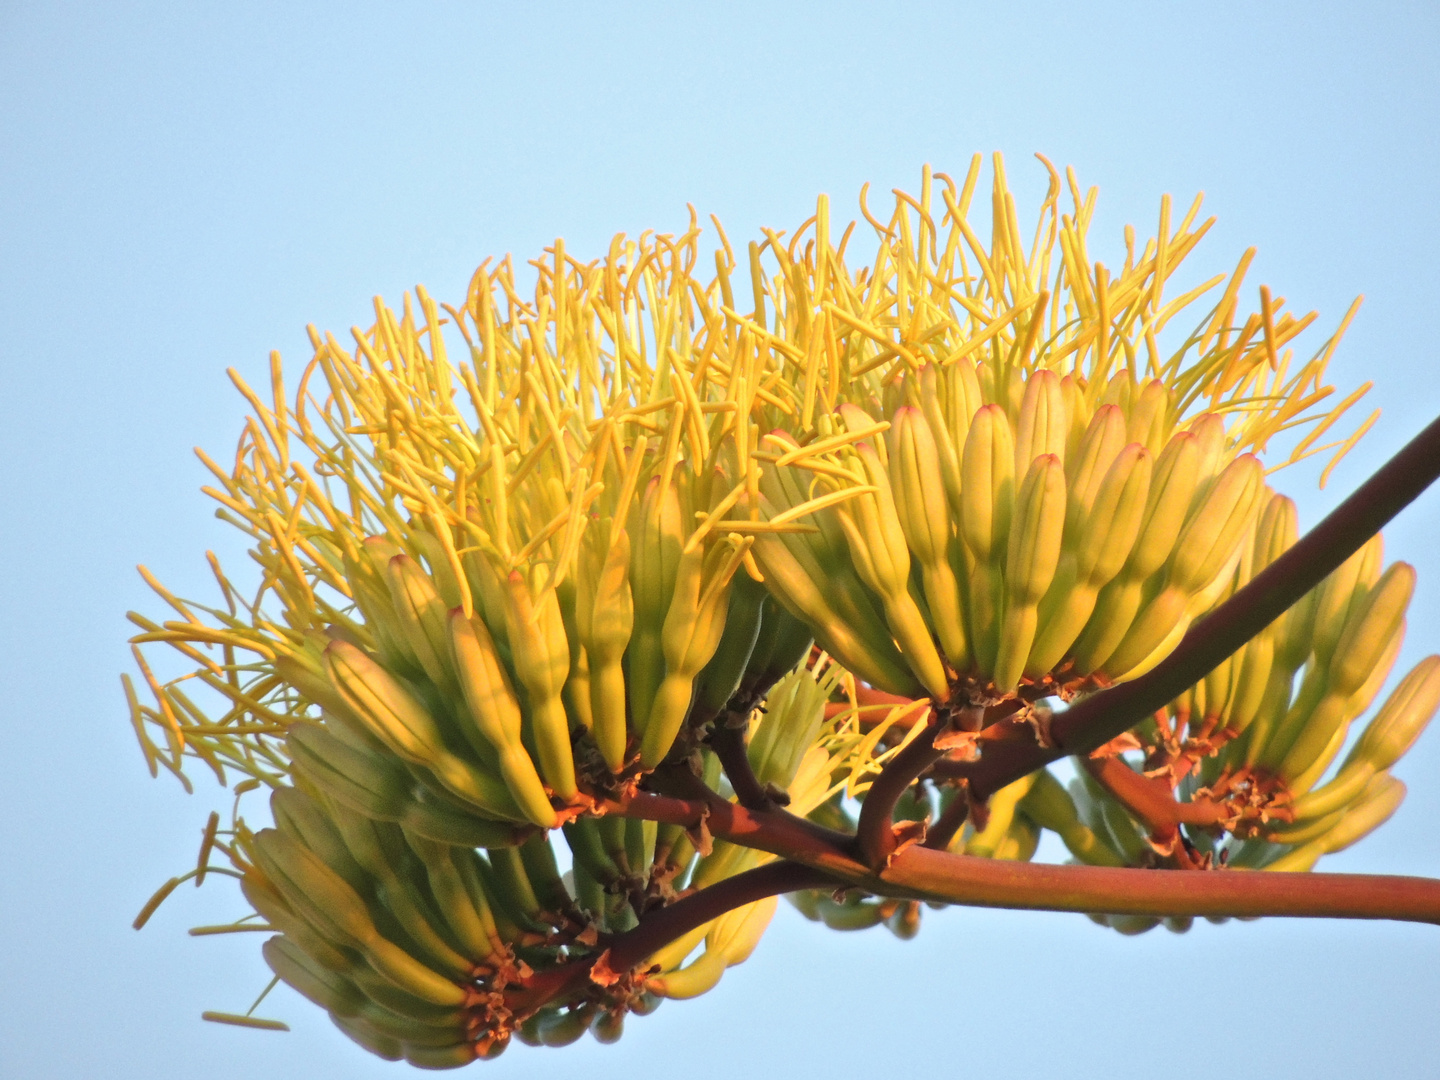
(1083, 756, 1227, 834)
(854, 723, 943, 868)
(605, 860, 837, 971)
(709, 722, 773, 811)
(923, 783, 971, 851)
(507, 861, 838, 1013)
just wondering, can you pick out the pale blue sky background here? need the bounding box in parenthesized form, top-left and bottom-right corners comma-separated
(4, 3, 1440, 1077)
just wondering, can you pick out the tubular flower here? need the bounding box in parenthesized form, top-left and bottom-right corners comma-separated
(126, 156, 1438, 1059)
(739, 155, 1377, 708)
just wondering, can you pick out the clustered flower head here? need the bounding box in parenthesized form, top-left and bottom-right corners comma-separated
(127, 155, 1440, 1065)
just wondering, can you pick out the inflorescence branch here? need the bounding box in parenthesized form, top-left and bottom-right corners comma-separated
(595, 410, 1440, 955)
(708, 723, 774, 812)
(124, 166, 1440, 1055)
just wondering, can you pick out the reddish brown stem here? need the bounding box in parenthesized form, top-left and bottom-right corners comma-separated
(709, 723, 772, 810)
(606, 791, 707, 828)
(923, 783, 971, 851)
(505, 860, 838, 1014)
(881, 846, 1440, 924)
(611, 780, 863, 878)
(612, 777, 1440, 926)
(951, 409, 1440, 800)
(605, 860, 836, 970)
(1083, 756, 1227, 834)
(855, 723, 943, 868)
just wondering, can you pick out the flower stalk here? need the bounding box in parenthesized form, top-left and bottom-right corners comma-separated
(124, 156, 1440, 1062)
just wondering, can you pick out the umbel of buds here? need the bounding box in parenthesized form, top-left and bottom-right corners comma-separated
(126, 154, 1440, 1066)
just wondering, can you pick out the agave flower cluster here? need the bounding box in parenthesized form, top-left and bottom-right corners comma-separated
(127, 156, 1439, 1065)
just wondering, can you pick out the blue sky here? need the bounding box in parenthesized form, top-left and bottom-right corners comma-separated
(3, 4, 1439, 1077)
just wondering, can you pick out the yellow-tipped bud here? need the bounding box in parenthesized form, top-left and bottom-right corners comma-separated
(1331, 562, 1415, 699)
(640, 539, 746, 766)
(323, 639, 445, 767)
(1348, 654, 1440, 772)
(575, 525, 634, 772)
(1267, 774, 1406, 872)
(1027, 442, 1151, 677)
(1099, 454, 1263, 679)
(500, 572, 577, 800)
(889, 406, 970, 669)
(1169, 455, 1266, 595)
(1065, 405, 1128, 521)
(449, 609, 557, 827)
(994, 454, 1066, 692)
(385, 553, 460, 698)
(1071, 429, 1201, 674)
(959, 403, 1015, 563)
(835, 440, 950, 698)
(1126, 379, 1170, 456)
(1014, 369, 1067, 476)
